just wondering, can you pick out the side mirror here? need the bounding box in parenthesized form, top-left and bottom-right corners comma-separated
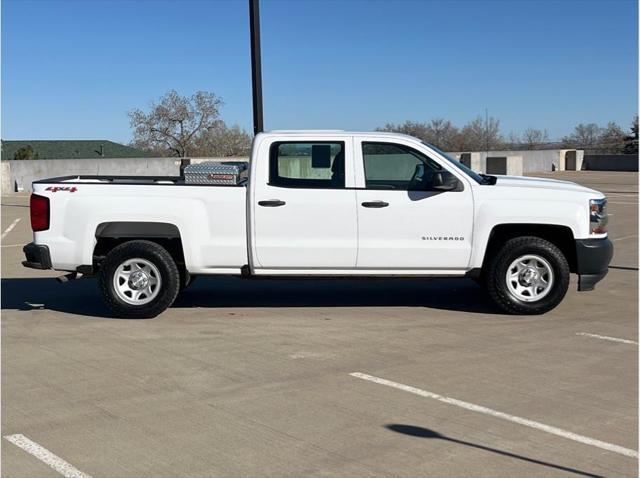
(433, 171, 460, 191)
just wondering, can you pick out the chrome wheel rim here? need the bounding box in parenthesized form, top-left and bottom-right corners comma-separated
(506, 254, 554, 303)
(113, 258, 161, 305)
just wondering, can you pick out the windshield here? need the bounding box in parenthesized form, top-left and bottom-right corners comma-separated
(422, 142, 486, 184)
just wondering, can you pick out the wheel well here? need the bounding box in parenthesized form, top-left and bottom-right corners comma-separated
(93, 222, 185, 270)
(483, 224, 577, 272)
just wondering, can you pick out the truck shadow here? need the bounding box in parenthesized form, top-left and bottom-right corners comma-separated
(1, 276, 499, 319)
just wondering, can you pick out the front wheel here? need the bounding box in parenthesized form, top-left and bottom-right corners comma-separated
(98, 240, 180, 318)
(485, 236, 570, 315)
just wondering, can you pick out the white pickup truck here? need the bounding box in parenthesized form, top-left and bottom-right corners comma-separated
(23, 130, 612, 318)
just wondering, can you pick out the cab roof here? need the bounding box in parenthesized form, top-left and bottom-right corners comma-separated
(261, 130, 420, 141)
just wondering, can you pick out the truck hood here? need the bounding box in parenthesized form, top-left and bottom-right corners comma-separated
(493, 175, 602, 196)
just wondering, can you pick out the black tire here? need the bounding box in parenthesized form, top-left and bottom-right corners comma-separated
(98, 240, 180, 318)
(485, 236, 570, 315)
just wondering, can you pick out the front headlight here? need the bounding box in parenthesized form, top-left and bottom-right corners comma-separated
(589, 198, 608, 234)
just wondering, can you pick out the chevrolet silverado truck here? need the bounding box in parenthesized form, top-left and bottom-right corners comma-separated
(22, 131, 613, 318)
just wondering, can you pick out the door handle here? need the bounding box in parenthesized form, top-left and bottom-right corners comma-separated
(258, 199, 286, 207)
(361, 201, 389, 208)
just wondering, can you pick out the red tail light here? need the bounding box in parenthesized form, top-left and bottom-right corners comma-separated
(30, 194, 50, 231)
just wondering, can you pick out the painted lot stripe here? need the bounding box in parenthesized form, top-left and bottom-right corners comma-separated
(1, 218, 21, 240)
(4, 434, 92, 478)
(1, 243, 24, 248)
(350, 372, 638, 459)
(576, 332, 638, 345)
(611, 235, 637, 242)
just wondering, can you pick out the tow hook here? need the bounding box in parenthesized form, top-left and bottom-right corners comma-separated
(57, 272, 82, 283)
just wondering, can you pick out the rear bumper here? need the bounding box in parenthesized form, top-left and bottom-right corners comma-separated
(575, 238, 613, 291)
(22, 242, 52, 270)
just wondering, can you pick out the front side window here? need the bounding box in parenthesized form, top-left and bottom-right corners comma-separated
(362, 142, 461, 191)
(269, 142, 345, 189)
(425, 142, 485, 184)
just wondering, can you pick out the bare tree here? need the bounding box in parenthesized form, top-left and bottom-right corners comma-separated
(194, 124, 252, 157)
(424, 119, 460, 151)
(562, 123, 602, 150)
(129, 90, 224, 157)
(376, 119, 460, 150)
(522, 127, 549, 150)
(505, 131, 521, 149)
(376, 121, 430, 141)
(459, 116, 503, 151)
(596, 122, 626, 153)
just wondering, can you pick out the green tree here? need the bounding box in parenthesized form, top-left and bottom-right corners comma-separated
(624, 116, 639, 154)
(13, 145, 39, 160)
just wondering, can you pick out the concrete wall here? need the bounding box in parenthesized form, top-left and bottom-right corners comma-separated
(1, 161, 10, 195)
(190, 157, 249, 165)
(448, 149, 583, 174)
(506, 156, 523, 175)
(582, 154, 639, 172)
(2, 157, 255, 194)
(2, 157, 184, 194)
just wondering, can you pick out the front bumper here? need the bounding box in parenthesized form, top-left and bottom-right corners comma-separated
(575, 238, 613, 291)
(22, 242, 52, 270)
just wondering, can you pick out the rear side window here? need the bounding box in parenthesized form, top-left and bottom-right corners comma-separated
(269, 142, 345, 189)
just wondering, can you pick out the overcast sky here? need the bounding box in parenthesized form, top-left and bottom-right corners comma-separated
(2, 0, 638, 143)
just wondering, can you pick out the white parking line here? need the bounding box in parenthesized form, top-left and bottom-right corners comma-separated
(4, 434, 92, 478)
(350, 372, 639, 459)
(1, 218, 21, 240)
(611, 235, 637, 242)
(1, 244, 23, 248)
(576, 332, 638, 345)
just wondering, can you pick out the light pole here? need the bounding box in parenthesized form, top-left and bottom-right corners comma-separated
(249, 0, 264, 135)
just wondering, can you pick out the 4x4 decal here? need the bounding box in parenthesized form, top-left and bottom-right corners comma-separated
(45, 186, 77, 193)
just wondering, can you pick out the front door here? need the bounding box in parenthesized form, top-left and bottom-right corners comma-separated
(252, 139, 358, 270)
(355, 140, 474, 270)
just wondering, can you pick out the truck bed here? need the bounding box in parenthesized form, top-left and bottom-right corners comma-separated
(31, 175, 249, 273)
(33, 175, 248, 187)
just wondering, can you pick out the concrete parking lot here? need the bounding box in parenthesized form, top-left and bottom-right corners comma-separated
(1, 171, 638, 477)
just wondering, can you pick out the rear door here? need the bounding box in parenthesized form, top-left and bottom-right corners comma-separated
(354, 138, 474, 270)
(251, 136, 358, 270)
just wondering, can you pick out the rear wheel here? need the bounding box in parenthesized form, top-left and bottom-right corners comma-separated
(485, 236, 570, 315)
(99, 240, 180, 318)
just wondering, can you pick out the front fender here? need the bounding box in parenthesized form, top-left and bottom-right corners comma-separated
(469, 198, 584, 269)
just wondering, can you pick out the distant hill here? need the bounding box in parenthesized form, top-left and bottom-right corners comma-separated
(1, 140, 153, 160)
